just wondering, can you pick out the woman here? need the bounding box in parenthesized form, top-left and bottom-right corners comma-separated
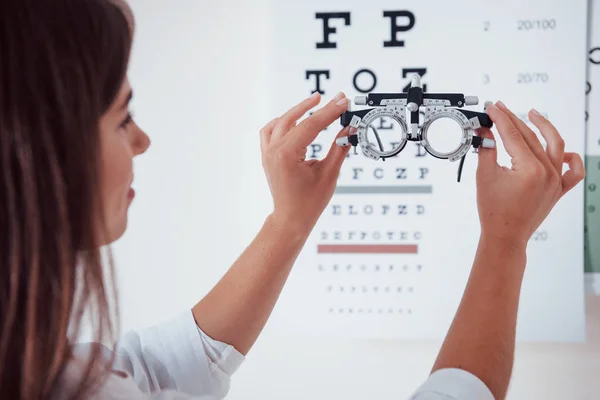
(1, 0, 353, 398)
(0, 0, 586, 399)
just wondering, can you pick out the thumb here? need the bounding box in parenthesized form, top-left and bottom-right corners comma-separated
(322, 126, 352, 174)
(476, 128, 498, 176)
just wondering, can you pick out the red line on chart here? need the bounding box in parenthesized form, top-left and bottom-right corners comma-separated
(317, 244, 419, 254)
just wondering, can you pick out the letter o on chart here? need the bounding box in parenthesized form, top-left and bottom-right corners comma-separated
(591, 47, 600, 65)
(354, 69, 377, 93)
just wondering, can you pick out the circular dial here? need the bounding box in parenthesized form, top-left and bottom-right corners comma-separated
(356, 107, 409, 161)
(420, 107, 474, 162)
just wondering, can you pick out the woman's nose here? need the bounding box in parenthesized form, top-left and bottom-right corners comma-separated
(131, 123, 151, 156)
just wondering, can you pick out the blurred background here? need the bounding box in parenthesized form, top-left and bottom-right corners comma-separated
(110, 0, 600, 398)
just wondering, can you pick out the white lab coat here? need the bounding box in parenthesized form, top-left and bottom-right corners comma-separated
(54, 310, 494, 399)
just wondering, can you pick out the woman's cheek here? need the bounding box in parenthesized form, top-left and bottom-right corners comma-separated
(100, 131, 134, 239)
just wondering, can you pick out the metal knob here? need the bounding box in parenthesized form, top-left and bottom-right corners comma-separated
(411, 74, 422, 88)
(464, 96, 479, 106)
(354, 96, 368, 105)
(336, 136, 350, 147)
(481, 138, 496, 149)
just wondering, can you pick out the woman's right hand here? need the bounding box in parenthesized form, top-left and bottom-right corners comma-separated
(258, 92, 352, 236)
(475, 101, 585, 249)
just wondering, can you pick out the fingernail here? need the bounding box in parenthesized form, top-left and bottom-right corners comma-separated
(336, 96, 348, 106)
(497, 100, 506, 109)
(530, 108, 541, 117)
(332, 91, 344, 102)
(310, 91, 320, 98)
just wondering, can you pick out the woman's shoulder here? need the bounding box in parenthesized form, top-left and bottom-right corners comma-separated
(56, 357, 216, 400)
(54, 310, 244, 400)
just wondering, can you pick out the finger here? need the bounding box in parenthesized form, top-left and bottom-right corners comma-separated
(561, 152, 586, 195)
(496, 101, 548, 164)
(259, 118, 279, 153)
(322, 126, 352, 173)
(529, 109, 566, 174)
(486, 103, 536, 162)
(476, 127, 497, 169)
(286, 92, 349, 150)
(271, 92, 321, 142)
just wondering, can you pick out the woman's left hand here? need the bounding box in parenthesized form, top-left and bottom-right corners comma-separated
(260, 91, 352, 235)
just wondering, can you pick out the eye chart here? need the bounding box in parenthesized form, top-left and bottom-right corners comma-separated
(585, 0, 600, 296)
(269, 0, 589, 342)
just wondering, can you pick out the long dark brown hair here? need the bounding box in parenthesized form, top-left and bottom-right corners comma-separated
(0, 0, 133, 398)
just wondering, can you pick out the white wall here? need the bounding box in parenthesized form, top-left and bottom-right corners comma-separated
(112, 1, 600, 398)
